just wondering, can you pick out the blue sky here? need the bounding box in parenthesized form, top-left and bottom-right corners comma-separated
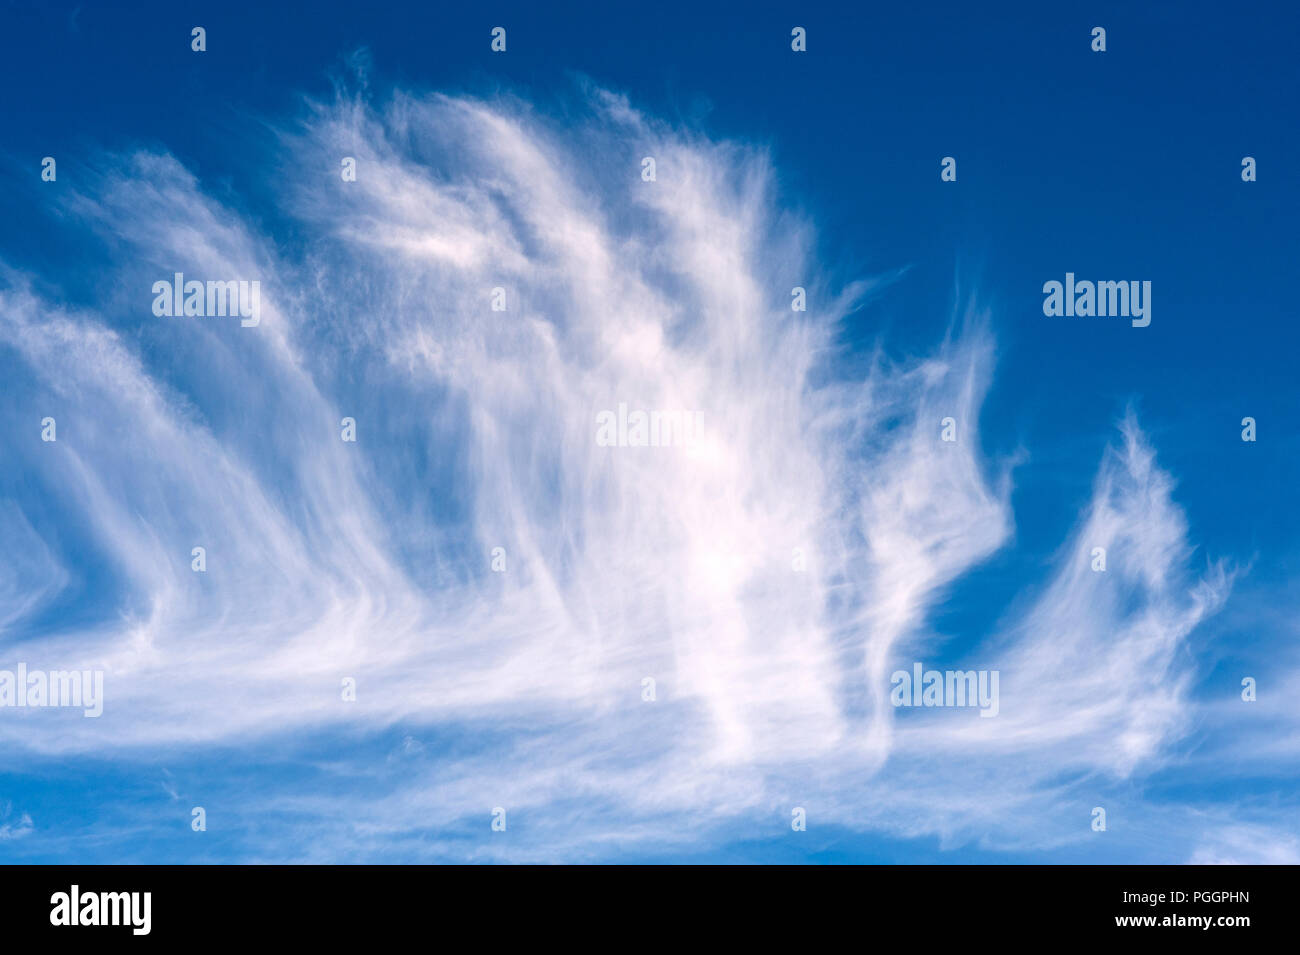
(0, 0, 1297, 863)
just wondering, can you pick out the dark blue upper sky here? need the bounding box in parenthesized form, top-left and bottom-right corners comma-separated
(5, 0, 1295, 558)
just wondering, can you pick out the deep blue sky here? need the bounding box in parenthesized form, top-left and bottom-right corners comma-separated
(5, 0, 1295, 558)
(0, 0, 1296, 862)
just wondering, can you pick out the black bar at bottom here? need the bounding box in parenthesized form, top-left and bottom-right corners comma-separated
(0, 864, 1286, 941)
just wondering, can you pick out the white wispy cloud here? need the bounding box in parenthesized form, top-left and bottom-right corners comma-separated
(0, 78, 1284, 861)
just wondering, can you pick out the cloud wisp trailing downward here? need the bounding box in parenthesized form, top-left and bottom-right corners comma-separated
(0, 78, 1271, 861)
